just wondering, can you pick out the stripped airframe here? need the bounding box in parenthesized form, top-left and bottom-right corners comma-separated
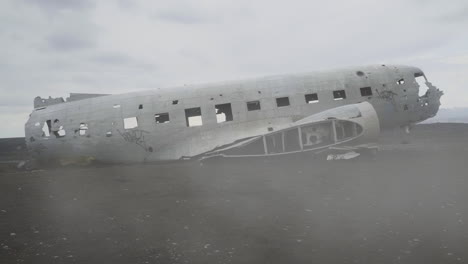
(25, 65, 443, 164)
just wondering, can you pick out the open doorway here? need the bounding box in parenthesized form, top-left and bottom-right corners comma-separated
(42, 120, 51, 137)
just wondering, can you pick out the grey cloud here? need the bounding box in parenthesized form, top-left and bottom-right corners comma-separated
(436, 6, 468, 23)
(23, 0, 94, 12)
(149, 2, 238, 25)
(0, 91, 39, 108)
(151, 5, 253, 25)
(153, 11, 213, 24)
(91, 53, 157, 70)
(46, 33, 95, 52)
(408, 0, 468, 23)
(92, 53, 134, 65)
(116, 0, 137, 10)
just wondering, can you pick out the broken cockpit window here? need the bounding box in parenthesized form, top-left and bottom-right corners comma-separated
(185, 107, 203, 127)
(215, 103, 233, 123)
(414, 72, 429, 97)
(155, 113, 170, 124)
(333, 90, 346, 100)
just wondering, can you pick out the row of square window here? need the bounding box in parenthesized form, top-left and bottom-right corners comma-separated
(134, 88, 373, 128)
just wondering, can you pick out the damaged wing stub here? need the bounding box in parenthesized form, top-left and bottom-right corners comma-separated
(199, 102, 380, 161)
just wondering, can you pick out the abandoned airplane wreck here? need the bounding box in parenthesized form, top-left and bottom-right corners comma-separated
(25, 64, 442, 165)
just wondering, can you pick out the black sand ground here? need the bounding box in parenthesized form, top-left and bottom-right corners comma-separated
(1, 124, 467, 264)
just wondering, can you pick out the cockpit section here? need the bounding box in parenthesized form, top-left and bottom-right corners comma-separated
(370, 66, 443, 129)
(414, 72, 429, 97)
(409, 70, 443, 123)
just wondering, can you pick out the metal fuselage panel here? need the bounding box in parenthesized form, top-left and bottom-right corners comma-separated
(24, 65, 442, 163)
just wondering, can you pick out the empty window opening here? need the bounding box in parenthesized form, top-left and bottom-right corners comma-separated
(301, 123, 334, 148)
(333, 90, 346, 100)
(404, 104, 409, 111)
(215, 103, 233, 123)
(335, 121, 361, 141)
(185, 107, 203, 127)
(78, 123, 88, 136)
(397, 79, 405, 85)
(138, 104, 143, 109)
(222, 137, 265, 155)
(51, 119, 66, 138)
(414, 73, 429, 97)
(276, 97, 290, 107)
(41, 120, 51, 137)
(266, 133, 283, 154)
(155, 113, 170, 124)
(123, 117, 138, 129)
(360, 87, 373, 97)
(247, 101, 261, 111)
(284, 129, 301, 152)
(305, 93, 319, 104)
(113, 104, 121, 108)
(172, 100, 179, 105)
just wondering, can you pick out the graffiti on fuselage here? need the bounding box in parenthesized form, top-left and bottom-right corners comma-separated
(117, 129, 152, 152)
(376, 90, 397, 102)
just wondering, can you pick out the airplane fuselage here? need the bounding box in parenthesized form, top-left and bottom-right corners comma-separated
(25, 64, 442, 163)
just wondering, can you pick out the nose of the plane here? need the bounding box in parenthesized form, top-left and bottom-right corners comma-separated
(413, 81, 443, 122)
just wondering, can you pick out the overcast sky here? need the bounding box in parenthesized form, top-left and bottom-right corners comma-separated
(1, 0, 467, 137)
